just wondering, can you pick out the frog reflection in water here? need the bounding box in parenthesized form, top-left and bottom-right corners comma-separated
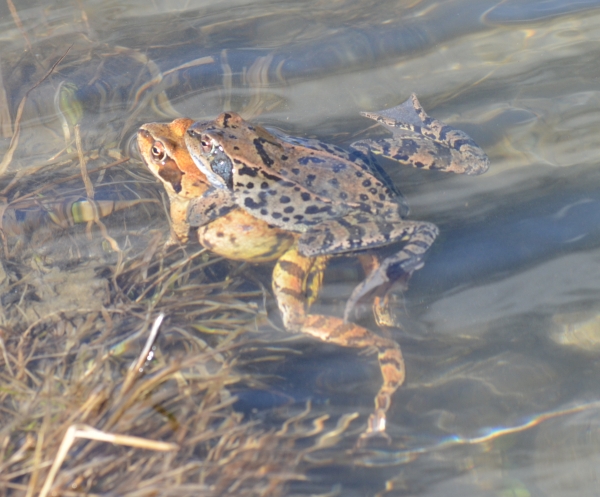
(138, 95, 489, 437)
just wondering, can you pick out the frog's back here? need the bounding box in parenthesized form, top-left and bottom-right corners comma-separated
(212, 114, 405, 209)
(271, 131, 409, 216)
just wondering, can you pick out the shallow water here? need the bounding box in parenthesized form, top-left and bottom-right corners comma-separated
(3, 0, 600, 495)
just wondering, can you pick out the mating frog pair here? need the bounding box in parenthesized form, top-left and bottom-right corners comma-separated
(138, 95, 488, 437)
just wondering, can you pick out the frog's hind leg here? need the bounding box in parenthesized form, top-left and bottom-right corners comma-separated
(342, 219, 439, 322)
(297, 213, 438, 321)
(272, 245, 404, 436)
(352, 93, 489, 176)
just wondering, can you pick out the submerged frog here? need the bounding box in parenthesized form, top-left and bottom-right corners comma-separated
(139, 95, 488, 437)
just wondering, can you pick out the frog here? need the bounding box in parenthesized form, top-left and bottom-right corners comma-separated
(137, 118, 296, 263)
(139, 94, 488, 438)
(184, 94, 488, 318)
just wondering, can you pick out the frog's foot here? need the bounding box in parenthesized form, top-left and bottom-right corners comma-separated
(353, 93, 489, 176)
(295, 213, 437, 322)
(361, 411, 392, 443)
(357, 254, 403, 328)
(273, 245, 405, 437)
(344, 241, 428, 323)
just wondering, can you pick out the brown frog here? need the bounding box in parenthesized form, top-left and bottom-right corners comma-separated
(138, 118, 295, 262)
(139, 95, 488, 437)
(184, 95, 488, 317)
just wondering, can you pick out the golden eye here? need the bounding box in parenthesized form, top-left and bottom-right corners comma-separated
(151, 142, 166, 161)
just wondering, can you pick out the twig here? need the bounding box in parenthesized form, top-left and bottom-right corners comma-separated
(38, 424, 178, 497)
(1, 157, 129, 199)
(121, 313, 164, 395)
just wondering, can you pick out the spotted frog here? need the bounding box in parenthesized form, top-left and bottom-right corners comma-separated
(185, 94, 488, 319)
(139, 95, 488, 437)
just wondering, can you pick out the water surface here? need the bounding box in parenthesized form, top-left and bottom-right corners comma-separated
(2, 0, 600, 495)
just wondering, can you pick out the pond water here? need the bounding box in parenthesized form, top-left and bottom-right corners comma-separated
(3, 0, 600, 495)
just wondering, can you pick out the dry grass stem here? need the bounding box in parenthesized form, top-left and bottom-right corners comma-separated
(6, 0, 32, 51)
(0, 28, 368, 497)
(38, 424, 179, 497)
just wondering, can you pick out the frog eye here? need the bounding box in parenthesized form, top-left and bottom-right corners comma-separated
(151, 142, 166, 162)
(200, 136, 212, 153)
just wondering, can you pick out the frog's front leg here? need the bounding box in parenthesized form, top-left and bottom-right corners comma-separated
(186, 187, 236, 228)
(166, 187, 236, 245)
(352, 93, 489, 176)
(272, 244, 405, 436)
(165, 193, 192, 245)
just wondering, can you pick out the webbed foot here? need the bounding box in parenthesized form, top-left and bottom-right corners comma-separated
(354, 94, 490, 176)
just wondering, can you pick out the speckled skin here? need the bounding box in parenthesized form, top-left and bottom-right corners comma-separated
(139, 96, 489, 438)
(184, 95, 487, 317)
(138, 120, 406, 437)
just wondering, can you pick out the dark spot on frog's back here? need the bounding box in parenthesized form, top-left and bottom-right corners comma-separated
(222, 113, 232, 128)
(244, 195, 267, 209)
(280, 195, 291, 204)
(305, 204, 333, 215)
(306, 174, 316, 187)
(261, 169, 280, 182)
(281, 155, 288, 161)
(301, 192, 311, 201)
(362, 179, 372, 187)
(253, 138, 274, 167)
(238, 164, 258, 177)
(298, 156, 326, 165)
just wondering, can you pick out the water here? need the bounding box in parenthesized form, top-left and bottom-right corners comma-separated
(3, 0, 600, 495)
